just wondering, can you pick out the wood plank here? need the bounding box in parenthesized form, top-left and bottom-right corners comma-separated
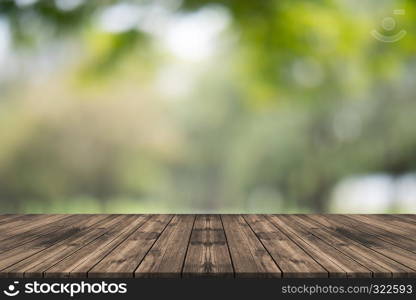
(183, 215, 234, 278)
(364, 214, 416, 232)
(3, 215, 126, 278)
(0, 214, 18, 221)
(0, 215, 101, 253)
(388, 215, 416, 226)
(401, 214, 416, 221)
(0, 215, 26, 226)
(88, 214, 173, 278)
(135, 215, 195, 278)
(314, 214, 416, 255)
(0, 215, 110, 276)
(306, 215, 416, 274)
(0, 214, 415, 278)
(243, 215, 327, 278)
(266, 215, 371, 278)
(44, 215, 151, 278)
(290, 215, 413, 277)
(0, 214, 55, 233)
(345, 215, 416, 246)
(0, 215, 70, 243)
(348, 215, 416, 237)
(0, 214, 37, 227)
(221, 215, 281, 278)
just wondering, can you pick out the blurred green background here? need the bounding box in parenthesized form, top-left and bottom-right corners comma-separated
(0, 0, 415, 213)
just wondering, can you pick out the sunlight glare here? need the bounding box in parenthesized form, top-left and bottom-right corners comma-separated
(162, 7, 230, 62)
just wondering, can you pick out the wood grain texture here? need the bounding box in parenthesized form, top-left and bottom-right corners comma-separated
(306, 215, 416, 276)
(44, 215, 151, 278)
(266, 215, 372, 278)
(326, 215, 416, 254)
(244, 215, 327, 278)
(0, 215, 51, 232)
(291, 215, 414, 278)
(347, 215, 416, 239)
(222, 215, 281, 278)
(0, 215, 70, 244)
(135, 215, 195, 278)
(3, 215, 125, 278)
(88, 214, 173, 278)
(0, 214, 415, 278)
(0, 215, 110, 277)
(183, 215, 233, 278)
(0, 215, 20, 225)
(0, 215, 101, 253)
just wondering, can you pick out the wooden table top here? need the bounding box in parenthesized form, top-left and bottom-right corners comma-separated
(0, 214, 415, 278)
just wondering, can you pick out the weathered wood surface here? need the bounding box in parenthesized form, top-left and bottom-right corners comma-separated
(0, 214, 415, 278)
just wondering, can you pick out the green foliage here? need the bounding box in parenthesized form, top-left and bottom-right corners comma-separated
(0, 0, 415, 212)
